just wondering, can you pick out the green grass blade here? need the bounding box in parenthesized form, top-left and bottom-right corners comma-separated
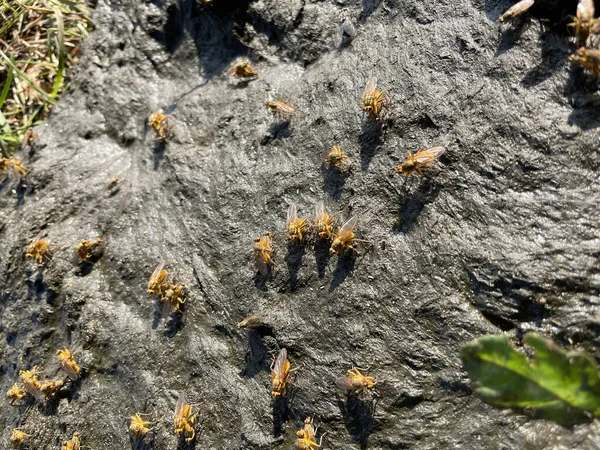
(0, 50, 56, 105)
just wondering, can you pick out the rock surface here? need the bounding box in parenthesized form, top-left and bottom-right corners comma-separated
(0, 0, 599, 448)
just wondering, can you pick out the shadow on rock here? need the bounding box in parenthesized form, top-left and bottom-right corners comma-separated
(494, 18, 532, 57)
(176, 435, 197, 450)
(272, 397, 291, 438)
(565, 68, 600, 130)
(358, 120, 384, 171)
(521, 30, 570, 87)
(338, 395, 376, 450)
(392, 176, 441, 234)
(149, 0, 250, 79)
(26, 268, 57, 304)
(314, 239, 332, 278)
(241, 329, 270, 378)
(286, 241, 305, 291)
(321, 165, 351, 200)
(360, 0, 384, 22)
(253, 265, 273, 291)
(329, 254, 356, 292)
(163, 312, 186, 338)
(129, 435, 154, 450)
(485, 0, 576, 24)
(153, 141, 166, 170)
(268, 121, 293, 140)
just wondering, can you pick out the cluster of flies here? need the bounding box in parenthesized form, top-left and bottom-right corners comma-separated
(500, 0, 600, 75)
(6, 9, 443, 449)
(7, 350, 82, 448)
(4, 2, 600, 447)
(153, 13, 441, 448)
(24, 232, 103, 267)
(7, 238, 104, 447)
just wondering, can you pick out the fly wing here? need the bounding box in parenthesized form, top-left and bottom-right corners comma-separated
(335, 375, 354, 391)
(254, 254, 268, 277)
(315, 201, 325, 218)
(62, 362, 80, 381)
(161, 299, 172, 320)
(225, 63, 238, 76)
(335, 22, 344, 48)
(273, 348, 288, 375)
(175, 393, 185, 420)
(287, 203, 297, 225)
(342, 19, 357, 37)
(578, 0, 594, 21)
(363, 77, 377, 97)
(321, 147, 333, 161)
(31, 230, 45, 244)
(264, 233, 272, 249)
(149, 260, 166, 288)
(426, 146, 446, 159)
(275, 101, 294, 115)
(339, 216, 358, 233)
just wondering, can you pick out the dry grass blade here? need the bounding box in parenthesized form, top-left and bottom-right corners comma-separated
(0, 0, 92, 153)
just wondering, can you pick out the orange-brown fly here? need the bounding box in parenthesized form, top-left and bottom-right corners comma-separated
(6, 384, 26, 404)
(330, 216, 371, 256)
(174, 393, 196, 443)
(270, 348, 298, 399)
(498, 0, 534, 23)
(266, 100, 295, 118)
(57, 348, 81, 381)
(336, 367, 378, 397)
(396, 146, 445, 177)
(322, 146, 352, 171)
(19, 367, 42, 400)
(226, 61, 259, 79)
(569, 0, 596, 47)
(570, 47, 600, 76)
(0, 156, 26, 178)
(75, 238, 103, 263)
(296, 417, 326, 449)
(285, 203, 308, 242)
(148, 110, 172, 142)
(26, 231, 53, 267)
(253, 232, 274, 276)
(360, 77, 389, 121)
(130, 413, 153, 437)
(10, 429, 31, 447)
(313, 201, 337, 240)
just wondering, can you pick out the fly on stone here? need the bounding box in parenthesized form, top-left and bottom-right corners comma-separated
(335, 10, 357, 48)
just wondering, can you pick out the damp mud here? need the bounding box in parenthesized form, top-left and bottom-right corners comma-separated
(0, 0, 599, 448)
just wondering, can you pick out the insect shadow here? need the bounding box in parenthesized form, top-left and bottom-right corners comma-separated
(286, 241, 305, 291)
(42, 377, 83, 416)
(253, 265, 273, 291)
(329, 254, 356, 292)
(392, 176, 441, 234)
(163, 311, 186, 338)
(337, 395, 377, 450)
(129, 435, 154, 450)
(358, 120, 384, 171)
(25, 268, 55, 304)
(321, 165, 351, 200)
(153, 141, 166, 170)
(565, 68, 600, 129)
(241, 328, 271, 379)
(272, 396, 292, 438)
(176, 435, 197, 450)
(314, 238, 332, 278)
(267, 121, 292, 140)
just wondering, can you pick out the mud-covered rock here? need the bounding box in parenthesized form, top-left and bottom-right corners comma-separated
(0, 0, 599, 448)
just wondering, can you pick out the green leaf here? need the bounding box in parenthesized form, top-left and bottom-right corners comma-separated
(460, 333, 600, 425)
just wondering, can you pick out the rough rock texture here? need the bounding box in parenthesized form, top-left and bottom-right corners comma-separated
(1, 0, 599, 448)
